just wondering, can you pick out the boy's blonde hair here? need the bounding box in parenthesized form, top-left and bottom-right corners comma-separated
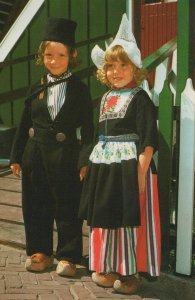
(96, 45, 147, 87)
(35, 41, 79, 69)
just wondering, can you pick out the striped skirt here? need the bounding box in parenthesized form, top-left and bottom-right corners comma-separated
(89, 170, 161, 277)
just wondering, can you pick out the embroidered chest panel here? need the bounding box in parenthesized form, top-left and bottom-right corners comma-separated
(99, 87, 142, 122)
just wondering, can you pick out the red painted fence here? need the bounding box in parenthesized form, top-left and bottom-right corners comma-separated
(140, 1, 177, 85)
(141, 2, 177, 59)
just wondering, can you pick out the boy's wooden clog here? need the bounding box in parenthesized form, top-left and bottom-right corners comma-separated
(56, 260, 77, 277)
(25, 253, 54, 272)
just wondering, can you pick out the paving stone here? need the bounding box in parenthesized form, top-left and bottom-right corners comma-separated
(91, 291, 116, 298)
(7, 253, 21, 264)
(55, 289, 74, 300)
(24, 284, 68, 290)
(84, 281, 104, 291)
(39, 294, 60, 300)
(5, 265, 26, 272)
(5, 274, 22, 288)
(0, 279, 5, 293)
(36, 272, 53, 281)
(143, 298, 160, 300)
(0, 271, 19, 275)
(0, 257, 6, 267)
(0, 251, 11, 257)
(50, 272, 87, 284)
(108, 291, 142, 299)
(38, 280, 61, 286)
(0, 295, 37, 299)
(6, 287, 52, 294)
(99, 298, 134, 300)
(20, 272, 38, 285)
(70, 283, 93, 298)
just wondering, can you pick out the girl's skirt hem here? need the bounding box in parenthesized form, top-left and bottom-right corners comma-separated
(89, 171, 161, 277)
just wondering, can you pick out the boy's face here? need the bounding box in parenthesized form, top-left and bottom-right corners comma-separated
(106, 59, 135, 89)
(43, 42, 71, 76)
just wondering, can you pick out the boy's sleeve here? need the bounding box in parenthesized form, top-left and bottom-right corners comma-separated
(10, 91, 33, 165)
(78, 84, 94, 170)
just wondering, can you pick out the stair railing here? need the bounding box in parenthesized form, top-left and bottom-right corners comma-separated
(0, 0, 45, 62)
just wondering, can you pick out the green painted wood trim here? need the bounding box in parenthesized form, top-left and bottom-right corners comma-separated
(158, 79, 174, 270)
(143, 38, 177, 73)
(176, 0, 190, 105)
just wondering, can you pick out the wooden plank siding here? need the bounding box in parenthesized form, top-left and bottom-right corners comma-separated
(141, 2, 177, 58)
(141, 2, 177, 86)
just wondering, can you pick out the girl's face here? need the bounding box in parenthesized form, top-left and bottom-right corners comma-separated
(106, 59, 135, 89)
(43, 42, 71, 76)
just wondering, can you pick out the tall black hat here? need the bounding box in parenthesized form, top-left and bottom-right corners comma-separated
(42, 17, 77, 47)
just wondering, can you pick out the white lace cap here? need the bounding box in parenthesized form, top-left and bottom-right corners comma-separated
(91, 13, 142, 69)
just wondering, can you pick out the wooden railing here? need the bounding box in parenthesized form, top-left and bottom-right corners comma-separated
(0, 0, 45, 62)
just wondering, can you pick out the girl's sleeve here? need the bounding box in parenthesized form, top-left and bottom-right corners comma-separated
(136, 90, 158, 155)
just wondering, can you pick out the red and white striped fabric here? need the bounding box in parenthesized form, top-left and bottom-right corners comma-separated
(89, 170, 161, 277)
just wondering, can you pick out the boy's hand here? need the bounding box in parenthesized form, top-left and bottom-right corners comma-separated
(10, 163, 21, 178)
(80, 166, 87, 181)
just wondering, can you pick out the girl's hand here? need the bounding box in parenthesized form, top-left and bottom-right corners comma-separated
(79, 166, 87, 181)
(10, 163, 21, 178)
(138, 146, 154, 195)
(138, 168, 146, 195)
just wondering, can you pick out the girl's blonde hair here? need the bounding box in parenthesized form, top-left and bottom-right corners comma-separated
(35, 41, 79, 69)
(96, 45, 147, 87)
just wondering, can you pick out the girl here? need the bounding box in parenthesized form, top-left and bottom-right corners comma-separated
(10, 17, 94, 276)
(79, 14, 161, 294)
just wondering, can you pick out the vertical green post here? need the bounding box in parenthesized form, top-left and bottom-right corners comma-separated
(158, 80, 174, 270)
(176, 0, 189, 104)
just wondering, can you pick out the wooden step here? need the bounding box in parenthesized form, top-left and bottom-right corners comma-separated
(0, 124, 16, 159)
